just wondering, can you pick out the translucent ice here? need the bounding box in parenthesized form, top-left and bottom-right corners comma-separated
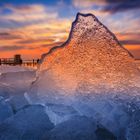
(28, 13, 140, 139)
(0, 97, 13, 124)
(42, 116, 97, 140)
(0, 105, 54, 140)
(30, 13, 140, 102)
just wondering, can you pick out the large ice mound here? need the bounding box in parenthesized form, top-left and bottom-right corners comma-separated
(28, 13, 140, 139)
(29, 12, 140, 103)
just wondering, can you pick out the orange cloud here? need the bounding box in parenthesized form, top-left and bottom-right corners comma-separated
(0, 3, 140, 59)
(0, 10, 71, 59)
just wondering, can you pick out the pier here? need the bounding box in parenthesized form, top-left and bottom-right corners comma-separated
(0, 54, 40, 68)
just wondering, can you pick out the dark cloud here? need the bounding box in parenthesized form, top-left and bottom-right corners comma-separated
(42, 42, 64, 48)
(103, 0, 140, 13)
(117, 33, 140, 45)
(118, 32, 140, 36)
(130, 49, 140, 59)
(116, 32, 140, 46)
(17, 38, 55, 44)
(0, 45, 25, 51)
(120, 39, 140, 45)
(0, 32, 22, 40)
(0, 32, 9, 36)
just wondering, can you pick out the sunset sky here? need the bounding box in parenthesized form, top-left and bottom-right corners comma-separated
(0, 0, 140, 59)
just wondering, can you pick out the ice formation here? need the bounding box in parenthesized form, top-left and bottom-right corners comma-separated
(0, 105, 54, 140)
(30, 13, 140, 102)
(0, 68, 36, 112)
(0, 65, 34, 74)
(0, 71, 36, 92)
(28, 13, 140, 139)
(0, 13, 139, 140)
(0, 83, 15, 99)
(42, 116, 97, 140)
(0, 97, 13, 124)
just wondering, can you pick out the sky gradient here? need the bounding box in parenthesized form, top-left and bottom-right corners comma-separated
(0, 0, 140, 59)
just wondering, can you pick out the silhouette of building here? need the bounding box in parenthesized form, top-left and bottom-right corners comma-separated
(14, 54, 22, 65)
